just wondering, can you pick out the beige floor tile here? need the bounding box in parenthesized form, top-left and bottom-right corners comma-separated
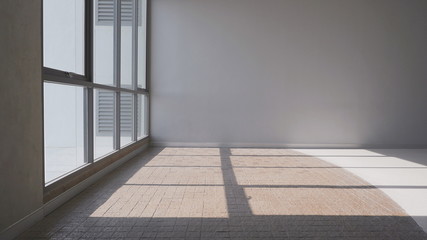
(16, 147, 427, 240)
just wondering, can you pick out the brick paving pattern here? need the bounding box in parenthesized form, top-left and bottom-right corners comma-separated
(17, 147, 427, 239)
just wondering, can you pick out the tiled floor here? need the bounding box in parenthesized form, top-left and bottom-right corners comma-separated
(17, 147, 427, 239)
(296, 148, 427, 231)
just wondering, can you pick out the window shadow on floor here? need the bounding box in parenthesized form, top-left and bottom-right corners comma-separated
(17, 147, 427, 239)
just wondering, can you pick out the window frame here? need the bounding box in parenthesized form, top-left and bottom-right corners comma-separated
(42, 0, 149, 187)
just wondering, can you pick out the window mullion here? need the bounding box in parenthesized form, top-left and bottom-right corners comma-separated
(84, 88, 94, 163)
(43, 67, 88, 82)
(85, 0, 94, 164)
(85, 0, 93, 81)
(132, 0, 138, 142)
(113, 0, 121, 150)
(144, 94, 149, 136)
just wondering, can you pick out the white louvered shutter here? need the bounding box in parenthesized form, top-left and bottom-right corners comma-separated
(96, 90, 133, 136)
(96, 0, 137, 26)
(120, 93, 133, 136)
(96, 90, 114, 136)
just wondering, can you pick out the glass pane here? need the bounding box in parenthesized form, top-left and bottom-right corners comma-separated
(137, 94, 148, 139)
(137, 0, 147, 89)
(44, 83, 85, 183)
(121, 0, 134, 89)
(94, 89, 115, 159)
(93, 1, 114, 86)
(43, 0, 84, 74)
(121, 93, 134, 147)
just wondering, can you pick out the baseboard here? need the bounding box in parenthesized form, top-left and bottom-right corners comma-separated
(412, 216, 427, 234)
(0, 207, 44, 240)
(0, 142, 149, 240)
(151, 141, 427, 149)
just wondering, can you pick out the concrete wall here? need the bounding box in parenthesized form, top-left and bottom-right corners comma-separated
(150, 0, 427, 147)
(0, 0, 43, 232)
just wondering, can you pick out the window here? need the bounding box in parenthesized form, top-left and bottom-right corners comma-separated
(120, 0, 133, 89)
(43, 0, 148, 184)
(44, 83, 85, 183)
(120, 92, 134, 147)
(43, 0, 85, 75)
(94, 89, 115, 159)
(137, 94, 148, 139)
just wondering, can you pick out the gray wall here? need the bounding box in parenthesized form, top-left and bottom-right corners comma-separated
(0, 0, 43, 231)
(150, 0, 427, 147)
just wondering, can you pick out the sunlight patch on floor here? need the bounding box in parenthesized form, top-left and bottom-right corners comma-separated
(90, 185, 228, 218)
(245, 187, 406, 216)
(158, 147, 220, 156)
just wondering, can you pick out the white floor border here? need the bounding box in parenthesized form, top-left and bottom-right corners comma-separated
(151, 141, 427, 149)
(0, 143, 149, 240)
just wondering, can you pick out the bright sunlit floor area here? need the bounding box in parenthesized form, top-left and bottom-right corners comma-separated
(18, 147, 427, 239)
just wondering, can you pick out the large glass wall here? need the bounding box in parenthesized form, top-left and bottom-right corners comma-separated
(43, 0, 148, 185)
